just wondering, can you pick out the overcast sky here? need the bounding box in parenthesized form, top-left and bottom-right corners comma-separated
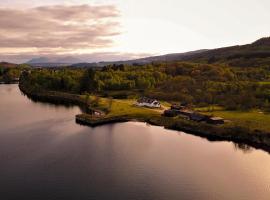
(0, 0, 270, 63)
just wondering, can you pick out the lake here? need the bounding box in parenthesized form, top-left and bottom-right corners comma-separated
(0, 84, 270, 200)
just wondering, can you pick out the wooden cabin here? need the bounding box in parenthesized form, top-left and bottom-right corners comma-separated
(179, 109, 195, 116)
(189, 113, 208, 122)
(164, 109, 181, 117)
(171, 104, 185, 110)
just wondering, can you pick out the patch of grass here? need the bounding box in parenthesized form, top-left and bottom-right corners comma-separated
(80, 95, 162, 119)
(195, 105, 225, 112)
(108, 99, 160, 118)
(258, 81, 270, 85)
(201, 109, 270, 132)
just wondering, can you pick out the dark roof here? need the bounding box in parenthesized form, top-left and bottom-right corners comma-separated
(179, 109, 194, 115)
(171, 104, 185, 110)
(189, 113, 208, 121)
(164, 109, 179, 117)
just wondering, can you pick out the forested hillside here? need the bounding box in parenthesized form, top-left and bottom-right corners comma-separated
(0, 62, 29, 83)
(20, 61, 270, 111)
(181, 37, 270, 67)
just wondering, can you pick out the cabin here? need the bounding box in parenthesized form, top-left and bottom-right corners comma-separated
(136, 97, 161, 108)
(164, 109, 181, 117)
(189, 113, 208, 122)
(207, 117, 225, 125)
(164, 103, 226, 125)
(178, 110, 208, 121)
(179, 109, 195, 116)
(171, 104, 185, 110)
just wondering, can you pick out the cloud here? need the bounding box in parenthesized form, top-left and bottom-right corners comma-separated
(0, 4, 120, 51)
(0, 4, 153, 64)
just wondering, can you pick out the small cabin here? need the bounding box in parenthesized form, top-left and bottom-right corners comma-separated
(136, 97, 161, 108)
(164, 109, 180, 117)
(179, 109, 195, 116)
(207, 117, 225, 125)
(189, 113, 208, 122)
(178, 109, 209, 122)
(171, 104, 185, 110)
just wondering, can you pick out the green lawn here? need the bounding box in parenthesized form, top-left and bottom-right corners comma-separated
(81, 94, 270, 133)
(80, 95, 162, 119)
(107, 99, 161, 118)
(201, 109, 270, 132)
(258, 81, 270, 85)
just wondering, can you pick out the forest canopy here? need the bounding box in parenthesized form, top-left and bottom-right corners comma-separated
(20, 61, 270, 111)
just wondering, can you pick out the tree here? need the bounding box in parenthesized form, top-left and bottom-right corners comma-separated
(79, 68, 98, 93)
(0, 67, 4, 76)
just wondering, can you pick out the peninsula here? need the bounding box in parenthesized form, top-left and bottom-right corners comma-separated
(18, 40, 270, 150)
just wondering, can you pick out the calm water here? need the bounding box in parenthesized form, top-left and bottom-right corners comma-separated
(0, 84, 270, 200)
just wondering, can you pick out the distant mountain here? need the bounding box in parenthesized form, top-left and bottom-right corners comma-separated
(27, 57, 51, 64)
(26, 56, 83, 67)
(25, 36, 270, 68)
(98, 37, 270, 67)
(180, 37, 270, 67)
(71, 50, 208, 68)
(130, 49, 208, 63)
(0, 62, 18, 68)
(252, 37, 270, 46)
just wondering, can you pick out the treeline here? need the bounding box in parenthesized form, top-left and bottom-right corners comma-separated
(0, 65, 28, 83)
(20, 62, 270, 111)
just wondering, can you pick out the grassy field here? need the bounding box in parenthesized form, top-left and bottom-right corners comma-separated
(82, 95, 270, 133)
(80, 95, 163, 119)
(201, 109, 270, 132)
(258, 81, 270, 85)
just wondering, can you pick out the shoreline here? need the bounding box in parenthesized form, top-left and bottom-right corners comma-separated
(19, 82, 270, 152)
(0, 81, 19, 84)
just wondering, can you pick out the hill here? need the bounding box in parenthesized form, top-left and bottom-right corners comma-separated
(70, 50, 208, 68)
(70, 37, 270, 68)
(180, 37, 270, 67)
(0, 62, 19, 68)
(26, 56, 83, 67)
(24, 36, 270, 68)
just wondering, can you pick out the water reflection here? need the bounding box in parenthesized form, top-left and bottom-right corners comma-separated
(1, 84, 270, 200)
(233, 143, 254, 153)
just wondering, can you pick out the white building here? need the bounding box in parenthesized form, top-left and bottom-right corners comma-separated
(136, 97, 161, 108)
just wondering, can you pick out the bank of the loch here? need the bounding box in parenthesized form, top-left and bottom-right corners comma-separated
(19, 81, 270, 152)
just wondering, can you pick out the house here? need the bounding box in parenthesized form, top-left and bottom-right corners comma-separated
(207, 117, 225, 125)
(179, 109, 195, 116)
(164, 109, 181, 117)
(178, 109, 209, 122)
(164, 104, 225, 125)
(136, 97, 161, 108)
(189, 113, 208, 122)
(171, 104, 185, 110)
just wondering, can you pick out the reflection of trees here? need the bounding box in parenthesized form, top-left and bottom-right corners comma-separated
(233, 143, 253, 153)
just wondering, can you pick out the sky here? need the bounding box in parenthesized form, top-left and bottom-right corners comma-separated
(0, 0, 270, 63)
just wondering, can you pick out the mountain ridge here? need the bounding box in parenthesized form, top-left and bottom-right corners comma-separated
(25, 36, 270, 68)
